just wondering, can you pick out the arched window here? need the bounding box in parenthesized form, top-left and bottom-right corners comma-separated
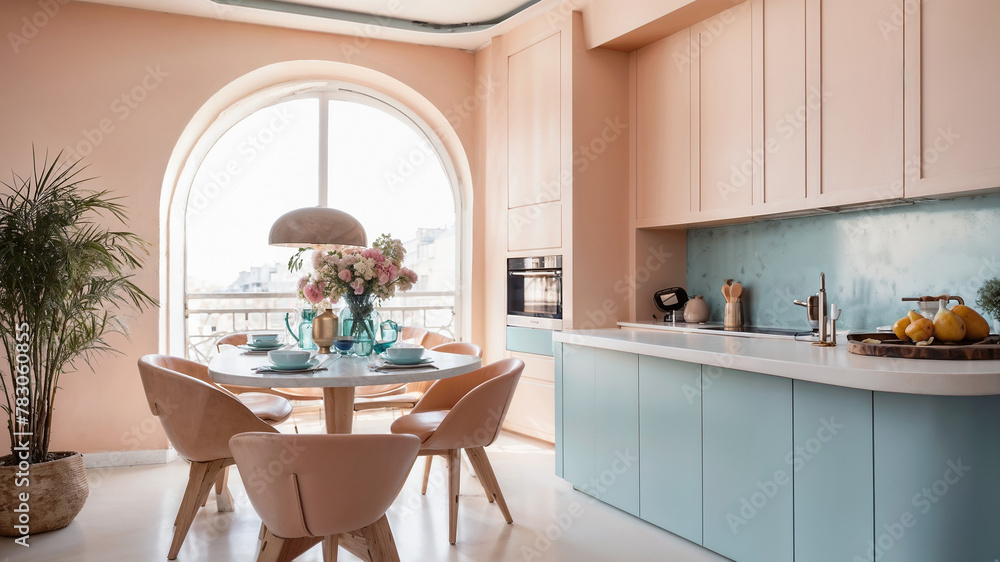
(180, 86, 458, 361)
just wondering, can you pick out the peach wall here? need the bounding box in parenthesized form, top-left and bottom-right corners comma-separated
(0, 0, 478, 455)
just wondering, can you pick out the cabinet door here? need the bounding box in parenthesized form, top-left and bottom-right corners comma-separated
(904, 0, 1000, 197)
(594, 349, 640, 516)
(808, 0, 903, 205)
(793, 381, 873, 562)
(638, 356, 703, 544)
(635, 29, 692, 223)
(874, 393, 1000, 562)
(761, 0, 807, 206)
(507, 33, 561, 209)
(561, 344, 596, 492)
(703, 368, 793, 562)
(694, 2, 753, 213)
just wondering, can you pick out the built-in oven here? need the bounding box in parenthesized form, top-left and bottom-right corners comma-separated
(507, 255, 563, 330)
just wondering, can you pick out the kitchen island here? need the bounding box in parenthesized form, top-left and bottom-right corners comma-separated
(552, 328, 1000, 562)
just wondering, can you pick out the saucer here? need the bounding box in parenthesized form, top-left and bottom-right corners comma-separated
(379, 353, 432, 366)
(246, 341, 283, 350)
(266, 358, 320, 371)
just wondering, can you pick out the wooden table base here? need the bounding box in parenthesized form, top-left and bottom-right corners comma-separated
(323, 387, 356, 434)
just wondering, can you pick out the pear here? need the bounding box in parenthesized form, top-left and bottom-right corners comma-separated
(907, 310, 923, 322)
(932, 299, 966, 342)
(905, 317, 935, 342)
(892, 316, 912, 341)
(952, 305, 990, 341)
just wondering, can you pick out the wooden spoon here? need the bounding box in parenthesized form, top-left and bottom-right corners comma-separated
(722, 284, 732, 303)
(730, 282, 743, 302)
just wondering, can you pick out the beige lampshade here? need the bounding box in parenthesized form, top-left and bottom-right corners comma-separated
(268, 207, 368, 249)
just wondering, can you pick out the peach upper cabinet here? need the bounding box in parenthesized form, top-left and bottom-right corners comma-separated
(634, 0, 1000, 228)
(903, 0, 1000, 198)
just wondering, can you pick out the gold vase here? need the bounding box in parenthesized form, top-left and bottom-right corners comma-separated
(311, 309, 339, 353)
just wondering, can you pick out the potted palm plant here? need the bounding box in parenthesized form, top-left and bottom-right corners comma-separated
(0, 151, 155, 541)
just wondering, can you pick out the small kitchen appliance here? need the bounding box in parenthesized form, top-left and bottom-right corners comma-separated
(653, 287, 689, 323)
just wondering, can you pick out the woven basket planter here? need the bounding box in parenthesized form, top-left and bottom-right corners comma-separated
(0, 452, 89, 536)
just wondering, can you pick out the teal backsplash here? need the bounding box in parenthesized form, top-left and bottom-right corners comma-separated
(686, 194, 1000, 331)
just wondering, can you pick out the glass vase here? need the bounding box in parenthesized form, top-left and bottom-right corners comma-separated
(341, 293, 378, 356)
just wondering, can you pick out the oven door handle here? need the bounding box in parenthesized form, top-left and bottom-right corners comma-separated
(509, 271, 561, 277)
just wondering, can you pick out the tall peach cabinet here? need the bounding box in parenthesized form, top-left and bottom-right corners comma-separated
(483, 13, 630, 442)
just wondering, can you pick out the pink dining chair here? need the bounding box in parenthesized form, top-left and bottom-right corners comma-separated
(390, 357, 523, 544)
(138, 355, 279, 560)
(229, 432, 420, 562)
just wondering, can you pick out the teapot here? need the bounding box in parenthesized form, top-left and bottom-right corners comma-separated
(373, 319, 400, 354)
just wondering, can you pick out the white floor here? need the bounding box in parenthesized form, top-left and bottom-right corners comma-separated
(1, 406, 730, 562)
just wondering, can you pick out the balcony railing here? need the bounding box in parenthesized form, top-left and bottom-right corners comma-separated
(185, 291, 456, 363)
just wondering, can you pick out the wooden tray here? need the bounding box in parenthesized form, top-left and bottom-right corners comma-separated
(847, 333, 1000, 360)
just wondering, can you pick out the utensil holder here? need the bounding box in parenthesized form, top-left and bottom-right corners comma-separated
(724, 302, 743, 330)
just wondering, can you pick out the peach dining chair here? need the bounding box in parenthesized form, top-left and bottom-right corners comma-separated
(137, 355, 279, 560)
(353, 341, 483, 415)
(390, 357, 524, 544)
(230, 432, 420, 562)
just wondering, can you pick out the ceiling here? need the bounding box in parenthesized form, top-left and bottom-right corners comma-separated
(77, 0, 578, 51)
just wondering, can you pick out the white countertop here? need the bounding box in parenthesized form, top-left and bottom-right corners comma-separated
(554, 327, 1000, 396)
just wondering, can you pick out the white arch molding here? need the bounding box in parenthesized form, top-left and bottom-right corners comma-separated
(159, 60, 474, 355)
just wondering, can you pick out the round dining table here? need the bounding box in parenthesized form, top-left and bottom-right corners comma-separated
(209, 350, 482, 434)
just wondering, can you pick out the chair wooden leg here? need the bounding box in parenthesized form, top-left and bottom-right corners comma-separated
(358, 515, 400, 562)
(169, 459, 228, 559)
(420, 455, 433, 495)
(446, 449, 461, 544)
(323, 534, 339, 562)
(259, 522, 267, 541)
(215, 465, 235, 512)
(257, 529, 322, 562)
(466, 447, 512, 524)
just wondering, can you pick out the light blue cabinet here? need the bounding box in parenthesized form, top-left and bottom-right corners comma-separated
(873, 392, 1000, 562)
(553, 341, 564, 478)
(702, 368, 793, 562)
(594, 349, 639, 516)
(638, 356, 703, 544)
(561, 344, 596, 493)
(793, 381, 873, 562)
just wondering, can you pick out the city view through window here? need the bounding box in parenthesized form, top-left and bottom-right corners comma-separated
(184, 95, 457, 361)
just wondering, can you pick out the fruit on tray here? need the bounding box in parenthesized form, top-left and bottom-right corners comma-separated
(892, 316, 912, 341)
(933, 301, 967, 342)
(905, 317, 935, 342)
(952, 305, 990, 340)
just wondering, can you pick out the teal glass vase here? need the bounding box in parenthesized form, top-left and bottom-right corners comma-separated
(341, 293, 378, 356)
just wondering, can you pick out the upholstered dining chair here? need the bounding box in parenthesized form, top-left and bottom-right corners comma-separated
(399, 326, 429, 345)
(137, 355, 279, 560)
(390, 357, 524, 544)
(421, 331, 453, 349)
(353, 341, 484, 416)
(229, 432, 420, 562)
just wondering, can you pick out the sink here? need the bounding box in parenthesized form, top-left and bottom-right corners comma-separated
(695, 326, 813, 338)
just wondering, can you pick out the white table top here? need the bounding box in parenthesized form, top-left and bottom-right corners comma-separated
(554, 328, 1000, 396)
(209, 349, 482, 389)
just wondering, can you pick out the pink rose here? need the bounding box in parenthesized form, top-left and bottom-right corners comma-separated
(351, 279, 365, 295)
(296, 276, 308, 291)
(379, 273, 390, 285)
(303, 283, 323, 304)
(338, 269, 352, 282)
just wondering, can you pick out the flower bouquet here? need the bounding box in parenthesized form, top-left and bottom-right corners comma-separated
(296, 234, 418, 353)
